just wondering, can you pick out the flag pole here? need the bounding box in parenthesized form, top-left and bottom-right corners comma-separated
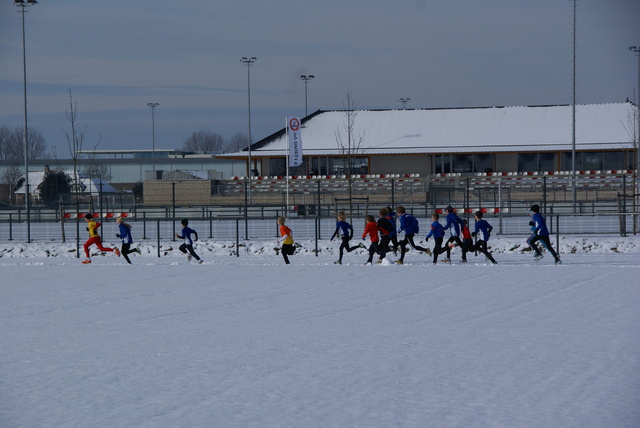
(285, 117, 290, 217)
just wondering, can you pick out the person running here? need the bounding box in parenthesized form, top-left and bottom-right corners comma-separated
(376, 207, 394, 262)
(471, 211, 497, 264)
(330, 211, 364, 264)
(425, 213, 448, 264)
(176, 218, 202, 263)
(82, 213, 120, 264)
(277, 216, 295, 264)
(362, 214, 384, 265)
(396, 205, 431, 265)
(443, 205, 464, 262)
(459, 219, 474, 262)
(526, 204, 562, 264)
(385, 206, 399, 255)
(116, 216, 141, 264)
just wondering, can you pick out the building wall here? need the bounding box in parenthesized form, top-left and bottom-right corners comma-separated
(370, 154, 430, 175)
(0, 158, 246, 186)
(143, 180, 219, 206)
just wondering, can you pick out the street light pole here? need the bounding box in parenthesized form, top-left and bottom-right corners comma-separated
(147, 103, 159, 180)
(241, 57, 257, 203)
(570, 0, 577, 212)
(629, 46, 640, 233)
(15, 0, 37, 243)
(300, 75, 315, 117)
(398, 98, 411, 109)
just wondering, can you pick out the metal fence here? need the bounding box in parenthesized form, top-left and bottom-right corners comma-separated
(1, 212, 637, 248)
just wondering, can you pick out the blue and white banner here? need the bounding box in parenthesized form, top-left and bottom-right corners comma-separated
(287, 116, 303, 167)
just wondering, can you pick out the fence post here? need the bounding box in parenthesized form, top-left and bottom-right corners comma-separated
(172, 182, 176, 241)
(391, 178, 395, 208)
(76, 217, 80, 258)
(617, 194, 626, 237)
(235, 218, 240, 257)
(60, 202, 66, 243)
(244, 181, 249, 240)
(555, 215, 560, 256)
(142, 212, 147, 240)
(157, 219, 161, 258)
(8, 214, 13, 241)
(498, 179, 503, 235)
(543, 176, 547, 214)
(209, 211, 213, 239)
(315, 216, 319, 257)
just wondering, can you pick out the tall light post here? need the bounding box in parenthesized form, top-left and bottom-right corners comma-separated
(241, 57, 257, 203)
(300, 74, 315, 117)
(570, 0, 577, 212)
(629, 46, 640, 232)
(15, 0, 37, 243)
(398, 97, 411, 109)
(147, 103, 159, 180)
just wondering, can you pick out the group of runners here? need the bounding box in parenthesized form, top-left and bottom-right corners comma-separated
(81, 214, 201, 264)
(326, 204, 561, 266)
(80, 203, 561, 266)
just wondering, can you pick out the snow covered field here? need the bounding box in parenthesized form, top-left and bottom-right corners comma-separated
(1, 236, 639, 427)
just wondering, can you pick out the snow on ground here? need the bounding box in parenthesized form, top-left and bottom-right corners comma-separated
(1, 236, 639, 427)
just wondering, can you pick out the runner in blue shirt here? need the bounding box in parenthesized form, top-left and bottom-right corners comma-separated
(526, 204, 561, 264)
(425, 213, 448, 264)
(396, 205, 431, 264)
(176, 218, 202, 263)
(330, 211, 364, 264)
(442, 205, 464, 262)
(471, 211, 497, 264)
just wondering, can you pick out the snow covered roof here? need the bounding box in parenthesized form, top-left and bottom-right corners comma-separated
(245, 103, 637, 156)
(15, 170, 117, 195)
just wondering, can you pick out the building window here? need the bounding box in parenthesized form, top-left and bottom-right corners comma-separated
(539, 153, 554, 171)
(453, 155, 473, 173)
(434, 155, 451, 174)
(518, 153, 555, 172)
(436, 154, 494, 174)
(270, 158, 286, 176)
(331, 157, 367, 175)
(561, 151, 626, 171)
(603, 151, 624, 170)
(474, 154, 493, 173)
(584, 153, 602, 170)
(562, 152, 579, 171)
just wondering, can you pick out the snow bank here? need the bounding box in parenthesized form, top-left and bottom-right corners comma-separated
(0, 235, 638, 261)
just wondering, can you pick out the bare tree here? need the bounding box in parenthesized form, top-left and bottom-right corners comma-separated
(61, 89, 87, 242)
(0, 126, 12, 160)
(2, 164, 22, 205)
(225, 132, 249, 153)
(182, 130, 225, 152)
(83, 138, 111, 184)
(0, 125, 48, 160)
(335, 88, 366, 217)
(83, 162, 112, 183)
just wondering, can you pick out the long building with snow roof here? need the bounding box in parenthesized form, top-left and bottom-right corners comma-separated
(231, 102, 637, 177)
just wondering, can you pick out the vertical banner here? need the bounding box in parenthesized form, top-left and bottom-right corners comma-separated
(287, 116, 303, 167)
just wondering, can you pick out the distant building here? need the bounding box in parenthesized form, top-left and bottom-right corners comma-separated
(220, 102, 638, 177)
(13, 167, 117, 202)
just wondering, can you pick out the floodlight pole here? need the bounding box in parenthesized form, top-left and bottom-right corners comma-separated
(147, 103, 159, 180)
(300, 75, 315, 117)
(16, 0, 37, 243)
(629, 46, 640, 233)
(398, 98, 411, 109)
(571, 0, 577, 212)
(241, 57, 257, 204)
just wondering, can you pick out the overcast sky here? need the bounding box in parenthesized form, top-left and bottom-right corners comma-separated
(1, 0, 639, 157)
